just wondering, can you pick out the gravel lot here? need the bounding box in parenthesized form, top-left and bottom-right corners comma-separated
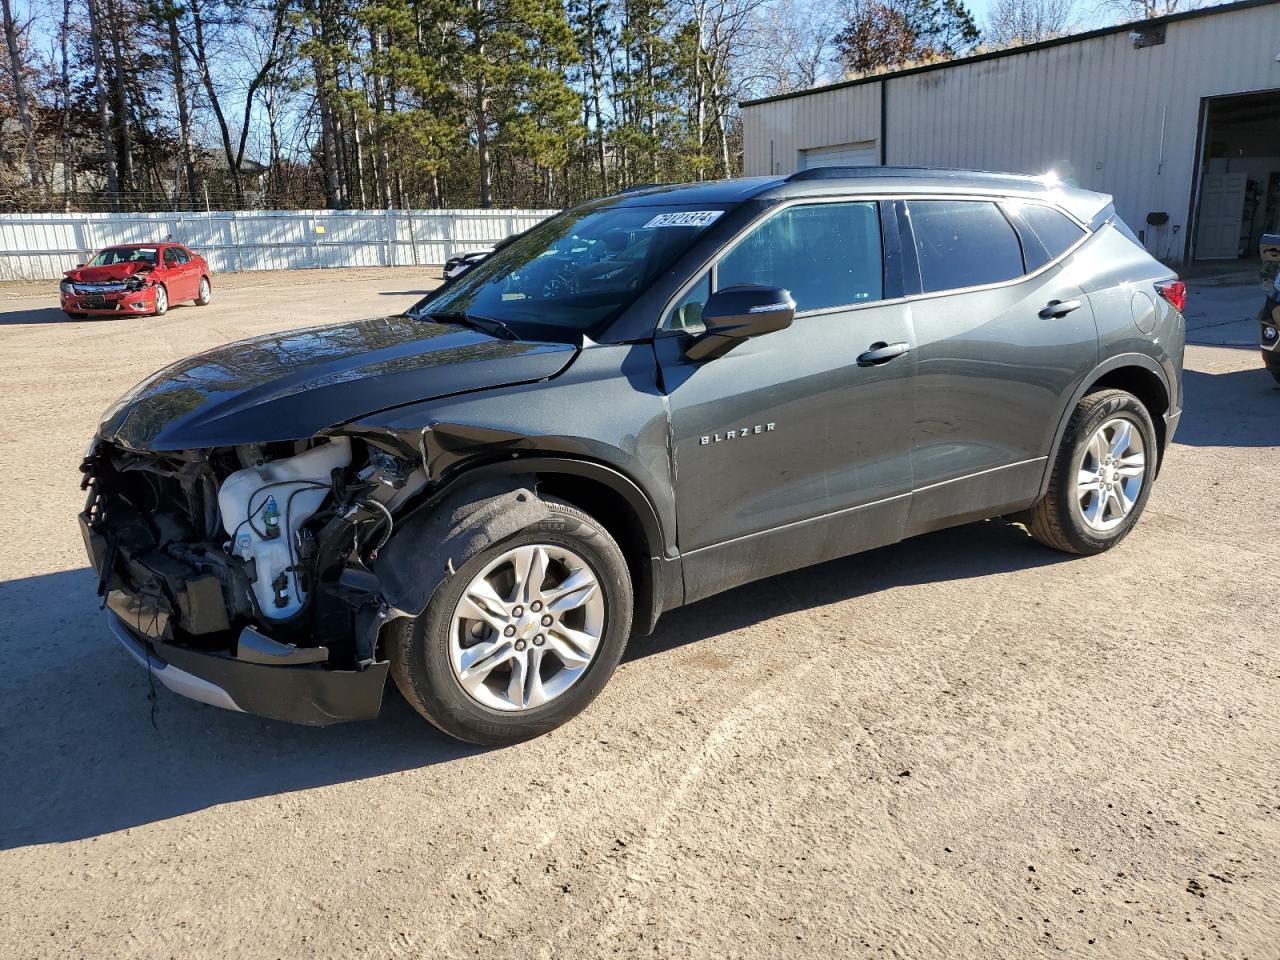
(0, 267, 1277, 959)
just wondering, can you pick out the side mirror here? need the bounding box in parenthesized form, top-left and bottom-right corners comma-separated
(684, 284, 795, 362)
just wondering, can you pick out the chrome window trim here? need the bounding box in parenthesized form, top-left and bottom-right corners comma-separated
(657, 191, 1094, 333)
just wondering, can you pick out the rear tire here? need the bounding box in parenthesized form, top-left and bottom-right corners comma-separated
(1026, 389, 1158, 555)
(389, 498, 633, 745)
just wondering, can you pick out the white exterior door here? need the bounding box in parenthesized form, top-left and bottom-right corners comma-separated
(1195, 172, 1247, 260)
(798, 141, 878, 171)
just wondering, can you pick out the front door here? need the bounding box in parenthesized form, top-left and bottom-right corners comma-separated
(162, 247, 190, 300)
(655, 200, 917, 601)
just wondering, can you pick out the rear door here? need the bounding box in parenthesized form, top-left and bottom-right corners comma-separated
(901, 197, 1098, 535)
(655, 199, 917, 600)
(175, 246, 200, 299)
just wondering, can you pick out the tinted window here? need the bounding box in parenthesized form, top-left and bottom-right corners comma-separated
(718, 202, 883, 312)
(907, 200, 1024, 293)
(164, 248, 181, 264)
(1020, 204, 1086, 259)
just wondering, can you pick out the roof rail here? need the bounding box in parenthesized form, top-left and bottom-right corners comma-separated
(787, 166, 936, 182)
(787, 164, 1048, 184)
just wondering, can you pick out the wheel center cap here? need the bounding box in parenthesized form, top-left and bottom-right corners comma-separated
(516, 615, 537, 637)
(1103, 466, 1118, 485)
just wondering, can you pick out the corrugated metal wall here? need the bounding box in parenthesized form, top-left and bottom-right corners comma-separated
(743, 83, 882, 177)
(0, 209, 556, 280)
(741, 1, 1280, 260)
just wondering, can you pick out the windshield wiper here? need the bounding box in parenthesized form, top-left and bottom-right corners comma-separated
(424, 310, 519, 341)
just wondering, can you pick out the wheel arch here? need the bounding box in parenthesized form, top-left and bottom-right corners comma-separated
(405, 455, 676, 636)
(1037, 354, 1172, 499)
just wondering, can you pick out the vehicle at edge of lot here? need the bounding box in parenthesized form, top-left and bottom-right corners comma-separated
(1259, 233, 1280, 384)
(80, 167, 1186, 744)
(60, 242, 212, 319)
(443, 248, 494, 281)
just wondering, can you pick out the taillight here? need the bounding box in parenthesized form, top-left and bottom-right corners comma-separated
(1155, 279, 1186, 312)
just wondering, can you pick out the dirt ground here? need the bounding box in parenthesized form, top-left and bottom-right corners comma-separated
(0, 267, 1276, 959)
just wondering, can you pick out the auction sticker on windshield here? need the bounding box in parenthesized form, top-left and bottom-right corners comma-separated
(643, 211, 723, 228)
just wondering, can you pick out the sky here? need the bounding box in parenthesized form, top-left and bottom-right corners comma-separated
(968, 0, 1120, 35)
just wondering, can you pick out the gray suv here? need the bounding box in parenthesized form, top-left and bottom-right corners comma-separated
(81, 168, 1185, 744)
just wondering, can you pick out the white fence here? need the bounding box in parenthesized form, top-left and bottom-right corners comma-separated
(0, 208, 557, 281)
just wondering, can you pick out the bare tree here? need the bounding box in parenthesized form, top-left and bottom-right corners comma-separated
(743, 0, 842, 96)
(85, 0, 121, 205)
(986, 0, 1074, 46)
(57, 0, 74, 206)
(186, 0, 297, 205)
(159, 0, 199, 206)
(2, 0, 42, 190)
(1094, 0, 1197, 18)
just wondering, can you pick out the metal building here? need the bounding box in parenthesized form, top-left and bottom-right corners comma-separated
(741, 0, 1280, 263)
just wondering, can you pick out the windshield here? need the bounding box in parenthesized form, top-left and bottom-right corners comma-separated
(412, 202, 728, 336)
(89, 247, 158, 266)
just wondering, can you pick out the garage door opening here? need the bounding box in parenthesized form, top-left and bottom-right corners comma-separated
(1191, 89, 1280, 262)
(798, 140, 878, 171)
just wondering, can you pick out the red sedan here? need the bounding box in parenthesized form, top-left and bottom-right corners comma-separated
(60, 243, 212, 319)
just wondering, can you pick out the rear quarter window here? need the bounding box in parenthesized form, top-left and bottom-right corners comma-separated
(906, 200, 1024, 293)
(1019, 204, 1086, 260)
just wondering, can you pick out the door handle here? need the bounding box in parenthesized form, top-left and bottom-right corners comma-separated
(1039, 298, 1083, 319)
(857, 341, 910, 366)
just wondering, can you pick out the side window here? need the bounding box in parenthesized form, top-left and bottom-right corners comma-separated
(665, 272, 711, 331)
(717, 202, 883, 312)
(175, 246, 192, 264)
(906, 200, 1025, 293)
(1019, 204, 1086, 260)
(163, 247, 181, 265)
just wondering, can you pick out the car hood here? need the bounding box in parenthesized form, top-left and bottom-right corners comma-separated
(98, 315, 578, 450)
(65, 262, 154, 283)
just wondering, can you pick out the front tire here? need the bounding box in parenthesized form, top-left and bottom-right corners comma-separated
(153, 284, 168, 316)
(196, 276, 211, 306)
(389, 499, 633, 745)
(1026, 388, 1158, 555)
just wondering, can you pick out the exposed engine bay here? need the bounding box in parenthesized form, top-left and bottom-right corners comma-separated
(81, 435, 427, 671)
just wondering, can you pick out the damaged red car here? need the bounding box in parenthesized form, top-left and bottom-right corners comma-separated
(60, 243, 212, 319)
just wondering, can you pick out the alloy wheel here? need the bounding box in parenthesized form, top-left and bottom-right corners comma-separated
(1075, 416, 1146, 532)
(448, 544, 605, 711)
(199, 278, 210, 303)
(154, 286, 168, 314)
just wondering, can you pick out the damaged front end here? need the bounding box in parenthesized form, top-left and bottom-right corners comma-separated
(80, 434, 427, 724)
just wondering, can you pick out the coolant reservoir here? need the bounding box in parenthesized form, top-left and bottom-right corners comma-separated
(218, 438, 352, 620)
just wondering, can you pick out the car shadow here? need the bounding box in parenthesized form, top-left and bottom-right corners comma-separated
(0, 567, 483, 851)
(0, 305, 80, 326)
(1175, 365, 1279, 448)
(628, 519, 1067, 663)
(0, 519, 1067, 850)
